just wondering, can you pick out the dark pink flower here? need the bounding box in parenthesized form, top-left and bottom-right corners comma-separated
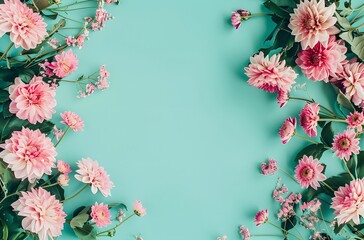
(295, 155, 326, 190)
(254, 209, 268, 226)
(299, 103, 320, 137)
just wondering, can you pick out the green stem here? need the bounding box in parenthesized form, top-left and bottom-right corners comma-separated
(318, 118, 346, 123)
(40, 172, 60, 187)
(252, 234, 285, 237)
(48, 0, 94, 10)
(42, 182, 59, 189)
(343, 160, 355, 180)
(62, 184, 88, 203)
(0, 191, 19, 204)
(294, 133, 321, 145)
(279, 169, 297, 183)
(268, 221, 302, 240)
(289, 96, 341, 119)
(96, 214, 135, 236)
(0, 43, 14, 61)
(320, 181, 335, 192)
(54, 126, 70, 148)
(249, 13, 273, 17)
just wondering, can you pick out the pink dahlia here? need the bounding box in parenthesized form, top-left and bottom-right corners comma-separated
(231, 9, 250, 29)
(60, 111, 84, 131)
(288, 0, 340, 50)
(90, 202, 112, 228)
(254, 209, 268, 226)
(245, 52, 297, 93)
(133, 200, 146, 216)
(11, 188, 66, 240)
(347, 111, 364, 132)
(45, 50, 78, 78)
(296, 36, 347, 82)
(332, 129, 360, 161)
(261, 159, 278, 175)
(239, 226, 250, 240)
(0, 0, 47, 50)
(58, 174, 70, 186)
(9, 77, 56, 124)
(57, 160, 71, 175)
(75, 158, 114, 197)
(279, 117, 296, 144)
(331, 179, 364, 225)
(299, 103, 320, 137)
(0, 128, 56, 183)
(295, 155, 326, 190)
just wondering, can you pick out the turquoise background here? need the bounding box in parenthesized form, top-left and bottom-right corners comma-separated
(53, 0, 344, 239)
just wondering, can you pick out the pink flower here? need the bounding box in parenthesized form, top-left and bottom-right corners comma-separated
(332, 129, 360, 161)
(277, 90, 289, 108)
(254, 209, 268, 226)
(11, 188, 66, 240)
(347, 111, 364, 132)
(331, 179, 364, 225)
(279, 117, 296, 144)
(261, 159, 278, 175)
(295, 155, 326, 190)
(117, 209, 125, 222)
(45, 50, 78, 78)
(133, 200, 146, 216)
(0, 0, 47, 50)
(60, 111, 84, 131)
(300, 199, 321, 213)
(96, 65, 110, 90)
(296, 36, 347, 82)
(57, 160, 71, 175)
(245, 52, 297, 93)
(58, 174, 70, 186)
(9, 77, 56, 124)
(53, 126, 64, 141)
(0, 128, 56, 183)
(288, 0, 340, 50)
(239, 226, 250, 240)
(105, 0, 117, 4)
(231, 9, 250, 29)
(90, 202, 111, 228)
(75, 158, 114, 197)
(299, 103, 320, 137)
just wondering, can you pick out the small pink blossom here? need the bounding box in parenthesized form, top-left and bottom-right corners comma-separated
(91, 202, 112, 228)
(117, 209, 125, 222)
(231, 9, 250, 29)
(332, 129, 360, 161)
(86, 83, 96, 95)
(295, 155, 326, 190)
(254, 209, 268, 226)
(299, 103, 320, 137)
(60, 111, 84, 131)
(279, 117, 296, 144)
(239, 226, 250, 240)
(45, 50, 78, 78)
(57, 160, 71, 175)
(47, 38, 59, 49)
(58, 174, 70, 186)
(96, 65, 110, 90)
(65, 36, 77, 47)
(105, 0, 117, 4)
(300, 199, 321, 213)
(53, 126, 64, 141)
(133, 200, 146, 217)
(261, 159, 278, 175)
(277, 91, 289, 108)
(347, 111, 364, 132)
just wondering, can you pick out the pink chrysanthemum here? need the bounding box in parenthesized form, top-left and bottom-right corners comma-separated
(347, 111, 364, 132)
(299, 103, 320, 137)
(239, 226, 250, 240)
(45, 50, 78, 78)
(277, 90, 289, 108)
(0, 0, 47, 50)
(60, 111, 84, 131)
(332, 129, 360, 161)
(279, 117, 296, 144)
(133, 200, 146, 217)
(288, 0, 340, 50)
(57, 160, 71, 175)
(296, 36, 347, 81)
(295, 155, 326, 190)
(90, 202, 112, 228)
(75, 158, 114, 197)
(0, 128, 56, 183)
(245, 52, 297, 93)
(231, 9, 250, 29)
(261, 159, 278, 175)
(11, 188, 66, 240)
(254, 209, 268, 226)
(331, 179, 364, 225)
(9, 77, 56, 124)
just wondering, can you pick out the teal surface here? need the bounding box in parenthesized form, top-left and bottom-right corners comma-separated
(54, 0, 341, 239)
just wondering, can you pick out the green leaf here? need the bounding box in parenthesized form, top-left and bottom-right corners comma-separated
(263, 0, 290, 18)
(108, 202, 128, 210)
(16, 69, 35, 83)
(46, 184, 65, 201)
(334, 221, 345, 234)
(347, 155, 357, 178)
(73, 224, 97, 240)
(320, 122, 334, 147)
(0, 219, 8, 240)
(70, 213, 89, 229)
(340, 31, 364, 62)
(332, 84, 355, 113)
(356, 151, 364, 178)
(271, 0, 296, 7)
(335, 12, 352, 30)
(281, 215, 297, 233)
(294, 144, 326, 162)
(2, 101, 12, 118)
(41, 12, 58, 20)
(0, 89, 9, 103)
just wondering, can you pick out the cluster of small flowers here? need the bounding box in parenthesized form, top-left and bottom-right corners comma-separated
(66, 34, 87, 48)
(261, 159, 278, 175)
(39, 49, 79, 79)
(300, 199, 321, 231)
(85, 0, 114, 31)
(78, 65, 111, 98)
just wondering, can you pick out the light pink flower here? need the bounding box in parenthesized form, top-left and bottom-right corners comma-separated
(332, 129, 360, 161)
(11, 188, 66, 240)
(299, 103, 320, 137)
(347, 111, 364, 132)
(133, 200, 146, 216)
(245, 52, 297, 93)
(45, 50, 78, 78)
(58, 174, 70, 186)
(239, 226, 250, 240)
(261, 159, 278, 175)
(231, 9, 250, 29)
(288, 0, 340, 50)
(57, 160, 71, 175)
(295, 155, 326, 190)
(75, 158, 114, 197)
(0, 128, 56, 183)
(254, 209, 268, 226)
(9, 77, 56, 124)
(331, 179, 364, 225)
(277, 90, 289, 108)
(53, 126, 64, 141)
(279, 117, 296, 144)
(117, 209, 125, 222)
(296, 36, 347, 81)
(90, 202, 111, 228)
(96, 65, 110, 90)
(105, 0, 117, 4)
(300, 199, 321, 213)
(0, 0, 47, 50)
(60, 111, 84, 131)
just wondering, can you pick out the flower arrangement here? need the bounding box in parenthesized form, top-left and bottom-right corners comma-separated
(228, 0, 364, 239)
(0, 0, 145, 239)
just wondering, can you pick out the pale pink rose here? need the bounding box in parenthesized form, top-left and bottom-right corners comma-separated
(288, 0, 340, 50)
(254, 209, 268, 226)
(9, 77, 56, 124)
(11, 188, 66, 240)
(295, 155, 326, 190)
(296, 36, 347, 82)
(90, 202, 112, 228)
(277, 90, 289, 108)
(347, 111, 364, 132)
(245, 51, 297, 93)
(60, 111, 84, 131)
(231, 9, 250, 29)
(0, 128, 56, 183)
(331, 179, 364, 225)
(261, 159, 278, 175)
(117, 209, 125, 222)
(279, 117, 296, 144)
(133, 200, 146, 216)
(75, 158, 114, 197)
(332, 129, 360, 161)
(299, 103, 320, 137)
(0, 0, 47, 50)
(45, 50, 78, 78)
(239, 226, 250, 240)
(58, 174, 70, 186)
(57, 160, 71, 175)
